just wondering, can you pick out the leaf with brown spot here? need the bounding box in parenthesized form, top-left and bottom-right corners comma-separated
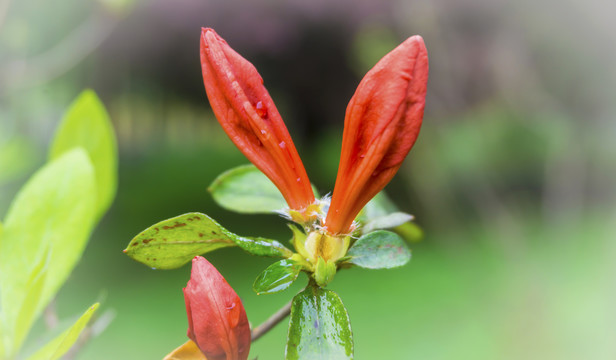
(125, 212, 293, 269)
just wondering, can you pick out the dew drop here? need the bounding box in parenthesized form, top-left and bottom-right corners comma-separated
(359, 154, 366, 159)
(279, 141, 286, 149)
(227, 302, 240, 328)
(255, 101, 267, 117)
(296, 177, 301, 182)
(260, 129, 267, 134)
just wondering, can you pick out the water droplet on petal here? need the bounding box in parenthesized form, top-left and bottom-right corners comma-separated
(255, 101, 267, 118)
(227, 302, 240, 328)
(296, 177, 301, 182)
(260, 129, 266, 134)
(279, 141, 286, 149)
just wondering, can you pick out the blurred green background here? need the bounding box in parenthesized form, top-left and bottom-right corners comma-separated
(1, 0, 615, 359)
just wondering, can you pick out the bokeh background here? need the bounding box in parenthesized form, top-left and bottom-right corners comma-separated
(1, 0, 615, 358)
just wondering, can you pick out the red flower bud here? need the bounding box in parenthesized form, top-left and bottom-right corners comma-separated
(324, 36, 429, 234)
(200, 28, 315, 211)
(184, 256, 251, 360)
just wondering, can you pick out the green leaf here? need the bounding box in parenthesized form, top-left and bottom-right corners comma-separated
(286, 285, 353, 360)
(346, 230, 411, 269)
(362, 212, 414, 234)
(49, 89, 118, 220)
(125, 212, 293, 269)
(12, 249, 48, 358)
(233, 236, 294, 258)
(0, 149, 96, 357)
(209, 164, 319, 214)
(209, 164, 287, 214)
(26, 303, 99, 360)
(253, 259, 302, 295)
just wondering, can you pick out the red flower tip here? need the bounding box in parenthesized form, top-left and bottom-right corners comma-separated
(324, 35, 429, 234)
(184, 256, 251, 360)
(200, 28, 315, 211)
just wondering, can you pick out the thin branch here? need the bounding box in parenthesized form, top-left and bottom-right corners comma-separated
(251, 300, 292, 342)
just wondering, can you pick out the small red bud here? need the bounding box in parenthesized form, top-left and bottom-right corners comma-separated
(183, 256, 251, 360)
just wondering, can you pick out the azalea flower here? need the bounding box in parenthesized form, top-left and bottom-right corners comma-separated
(200, 27, 428, 265)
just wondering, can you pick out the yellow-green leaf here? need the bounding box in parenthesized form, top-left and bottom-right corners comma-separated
(26, 303, 99, 360)
(0, 149, 97, 357)
(125, 212, 293, 269)
(49, 89, 118, 220)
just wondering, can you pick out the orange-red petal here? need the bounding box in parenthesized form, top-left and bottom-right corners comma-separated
(324, 35, 429, 234)
(200, 28, 314, 210)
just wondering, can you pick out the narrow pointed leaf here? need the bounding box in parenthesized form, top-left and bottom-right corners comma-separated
(362, 212, 413, 234)
(253, 259, 302, 295)
(346, 230, 411, 269)
(49, 90, 118, 219)
(286, 285, 353, 360)
(0, 149, 96, 357)
(125, 212, 292, 269)
(12, 249, 48, 357)
(25, 303, 99, 360)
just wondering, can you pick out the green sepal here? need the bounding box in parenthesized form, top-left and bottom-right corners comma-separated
(346, 230, 411, 269)
(125, 212, 293, 269)
(313, 257, 336, 287)
(253, 259, 302, 295)
(289, 224, 311, 262)
(25, 303, 99, 360)
(286, 284, 353, 360)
